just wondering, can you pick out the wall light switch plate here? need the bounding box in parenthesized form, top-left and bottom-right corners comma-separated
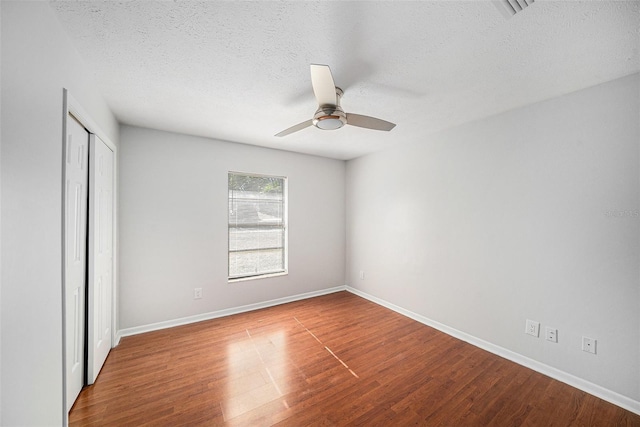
(545, 327, 558, 343)
(525, 319, 540, 337)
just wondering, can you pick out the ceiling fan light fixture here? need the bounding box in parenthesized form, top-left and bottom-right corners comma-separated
(314, 115, 345, 130)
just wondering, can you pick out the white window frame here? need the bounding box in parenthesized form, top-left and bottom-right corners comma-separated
(228, 171, 288, 282)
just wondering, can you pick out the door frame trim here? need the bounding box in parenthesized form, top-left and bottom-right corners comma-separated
(61, 89, 118, 426)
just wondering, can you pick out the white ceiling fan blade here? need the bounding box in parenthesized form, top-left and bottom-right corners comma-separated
(346, 113, 396, 131)
(310, 64, 337, 106)
(275, 119, 313, 137)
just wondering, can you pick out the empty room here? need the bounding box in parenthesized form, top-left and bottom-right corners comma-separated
(1, 0, 639, 425)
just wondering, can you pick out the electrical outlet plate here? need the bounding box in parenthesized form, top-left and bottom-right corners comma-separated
(359, 271, 365, 280)
(525, 319, 540, 337)
(582, 336, 597, 354)
(194, 288, 203, 299)
(545, 327, 558, 343)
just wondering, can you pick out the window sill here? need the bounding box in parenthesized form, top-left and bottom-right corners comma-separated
(228, 271, 288, 283)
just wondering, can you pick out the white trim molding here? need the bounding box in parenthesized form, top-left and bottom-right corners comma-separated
(116, 286, 347, 344)
(345, 286, 640, 416)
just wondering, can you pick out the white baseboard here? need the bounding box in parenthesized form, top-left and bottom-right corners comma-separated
(115, 285, 347, 343)
(345, 286, 640, 416)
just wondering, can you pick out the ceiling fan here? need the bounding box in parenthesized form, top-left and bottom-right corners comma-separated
(275, 64, 396, 137)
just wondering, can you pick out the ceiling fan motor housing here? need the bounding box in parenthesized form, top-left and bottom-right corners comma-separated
(313, 106, 347, 130)
(313, 87, 346, 130)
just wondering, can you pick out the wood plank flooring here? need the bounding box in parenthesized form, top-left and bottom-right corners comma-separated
(70, 291, 640, 426)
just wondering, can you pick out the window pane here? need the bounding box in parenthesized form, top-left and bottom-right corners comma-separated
(229, 227, 283, 251)
(228, 172, 286, 279)
(229, 248, 284, 277)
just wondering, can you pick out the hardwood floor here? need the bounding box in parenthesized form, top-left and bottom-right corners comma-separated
(70, 291, 640, 426)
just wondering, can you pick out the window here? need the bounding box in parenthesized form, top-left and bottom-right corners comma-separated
(228, 172, 287, 280)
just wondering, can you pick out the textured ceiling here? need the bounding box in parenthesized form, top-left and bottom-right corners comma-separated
(50, 1, 639, 160)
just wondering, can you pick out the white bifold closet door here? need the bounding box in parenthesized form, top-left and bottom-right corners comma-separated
(65, 107, 116, 412)
(65, 115, 89, 410)
(87, 134, 114, 385)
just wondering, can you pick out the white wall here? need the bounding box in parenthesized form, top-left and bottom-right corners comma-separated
(0, 2, 119, 425)
(346, 73, 639, 404)
(118, 126, 345, 330)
